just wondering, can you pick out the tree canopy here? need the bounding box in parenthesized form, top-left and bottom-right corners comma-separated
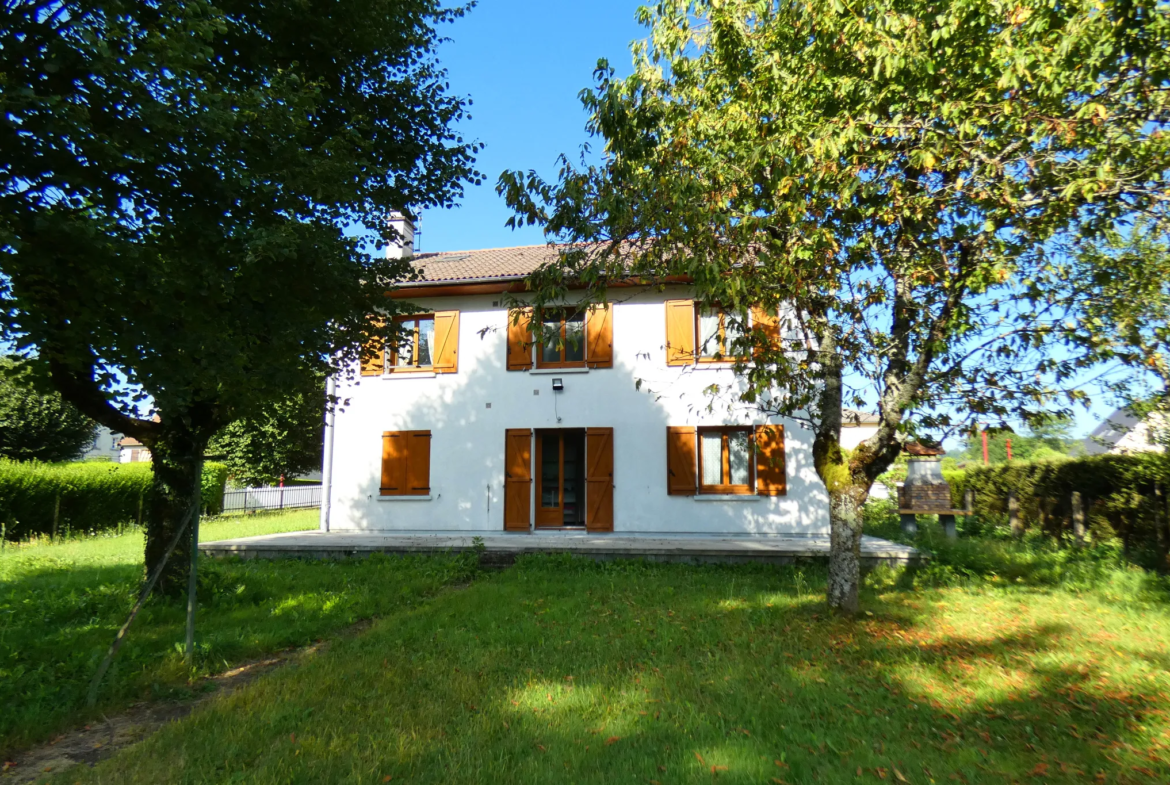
(0, 0, 481, 592)
(0, 357, 96, 463)
(499, 0, 1170, 611)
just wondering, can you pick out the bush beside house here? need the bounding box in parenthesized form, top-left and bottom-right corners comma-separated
(0, 460, 228, 540)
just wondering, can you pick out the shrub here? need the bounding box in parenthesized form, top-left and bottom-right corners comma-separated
(0, 459, 229, 540)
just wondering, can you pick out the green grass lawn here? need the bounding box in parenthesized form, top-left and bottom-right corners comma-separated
(0, 510, 475, 757)
(40, 553, 1170, 785)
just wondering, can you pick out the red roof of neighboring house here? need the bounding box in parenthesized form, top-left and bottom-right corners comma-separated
(118, 437, 145, 448)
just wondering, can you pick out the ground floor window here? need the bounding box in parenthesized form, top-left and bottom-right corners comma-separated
(698, 426, 754, 494)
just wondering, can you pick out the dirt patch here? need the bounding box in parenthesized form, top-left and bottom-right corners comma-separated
(1, 644, 323, 784)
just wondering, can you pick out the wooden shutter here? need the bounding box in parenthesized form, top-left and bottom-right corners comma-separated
(381, 431, 405, 495)
(432, 310, 459, 373)
(755, 424, 787, 496)
(585, 427, 614, 531)
(665, 300, 695, 366)
(361, 318, 385, 376)
(750, 304, 780, 358)
(504, 428, 532, 530)
(381, 431, 431, 496)
(506, 308, 533, 371)
(666, 426, 697, 496)
(585, 304, 613, 368)
(406, 431, 431, 494)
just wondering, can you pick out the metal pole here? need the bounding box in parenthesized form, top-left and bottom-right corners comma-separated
(1005, 438, 1012, 461)
(981, 429, 989, 465)
(319, 374, 337, 532)
(185, 458, 204, 665)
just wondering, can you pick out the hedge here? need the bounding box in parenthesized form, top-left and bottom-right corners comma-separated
(940, 454, 1170, 567)
(0, 459, 229, 541)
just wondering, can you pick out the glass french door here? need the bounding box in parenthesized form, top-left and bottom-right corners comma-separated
(535, 429, 586, 527)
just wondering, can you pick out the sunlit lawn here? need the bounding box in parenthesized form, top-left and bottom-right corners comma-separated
(51, 555, 1170, 785)
(0, 510, 472, 757)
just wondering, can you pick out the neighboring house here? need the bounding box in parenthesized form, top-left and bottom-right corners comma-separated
(840, 410, 880, 451)
(81, 425, 122, 461)
(1084, 406, 1167, 455)
(322, 216, 830, 536)
(118, 436, 152, 463)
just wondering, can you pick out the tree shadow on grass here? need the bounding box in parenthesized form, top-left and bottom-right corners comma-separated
(55, 557, 1170, 785)
(0, 553, 471, 759)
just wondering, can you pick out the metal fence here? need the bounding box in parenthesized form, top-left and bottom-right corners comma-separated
(222, 484, 322, 513)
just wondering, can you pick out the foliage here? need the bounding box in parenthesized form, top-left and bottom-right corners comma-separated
(0, 357, 96, 463)
(865, 498, 1169, 599)
(1067, 217, 1170, 407)
(0, 460, 228, 541)
(31, 555, 1170, 783)
(208, 376, 324, 487)
(0, 0, 481, 592)
(0, 510, 478, 756)
(497, 0, 1170, 610)
(951, 416, 1082, 464)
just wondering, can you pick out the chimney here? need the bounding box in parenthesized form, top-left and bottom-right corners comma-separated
(387, 212, 415, 259)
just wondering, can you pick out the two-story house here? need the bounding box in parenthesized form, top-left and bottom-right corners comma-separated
(320, 216, 830, 537)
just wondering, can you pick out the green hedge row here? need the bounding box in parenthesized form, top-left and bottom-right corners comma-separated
(936, 453, 1170, 567)
(0, 459, 229, 541)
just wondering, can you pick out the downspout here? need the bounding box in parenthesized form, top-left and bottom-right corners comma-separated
(319, 373, 337, 532)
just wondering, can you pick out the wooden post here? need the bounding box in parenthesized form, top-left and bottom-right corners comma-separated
(137, 489, 144, 529)
(964, 488, 974, 515)
(1009, 492, 1022, 539)
(1071, 491, 1086, 545)
(51, 493, 61, 541)
(1159, 483, 1170, 571)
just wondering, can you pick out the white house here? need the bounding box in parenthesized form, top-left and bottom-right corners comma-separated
(1084, 406, 1167, 455)
(118, 436, 151, 463)
(81, 425, 122, 461)
(321, 218, 831, 537)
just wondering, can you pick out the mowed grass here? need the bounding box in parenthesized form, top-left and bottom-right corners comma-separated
(52, 555, 1170, 785)
(0, 511, 474, 757)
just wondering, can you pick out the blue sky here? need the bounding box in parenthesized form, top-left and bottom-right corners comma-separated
(409, 0, 1119, 439)
(413, 0, 645, 254)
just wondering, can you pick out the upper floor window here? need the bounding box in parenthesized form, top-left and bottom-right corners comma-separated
(697, 307, 746, 362)
(538, 309, 586, 368)
(393, 316, 435, 369)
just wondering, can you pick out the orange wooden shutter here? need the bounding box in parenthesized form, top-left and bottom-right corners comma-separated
(432, 311, 459, 373)
(361, 318, 386, 376)
(754, 424, 787, 496)
(750, 304, 779, 357)
(585, 427, 614, 531)
(380, 431, 405, 495)
(585, 304, 613, 368)
(406, 431, 432, 495)
(666, 426, 697, 495)
(506, 308, 533, 371)
(665, 300, 695, 366)
(504, 428, 532, 530)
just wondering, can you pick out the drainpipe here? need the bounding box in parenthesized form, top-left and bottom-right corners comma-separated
(319, 374, 337, 532)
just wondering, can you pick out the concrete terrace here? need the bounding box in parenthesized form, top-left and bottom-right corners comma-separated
(199, 531, 921, 568)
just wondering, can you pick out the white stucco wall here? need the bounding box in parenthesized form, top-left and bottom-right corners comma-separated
(328, 287, 830, 536)
(839, 424, 878, 451)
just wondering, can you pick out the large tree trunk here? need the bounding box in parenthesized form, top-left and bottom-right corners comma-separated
(142, 428, 208, 597)
(826, 490, 864, 613)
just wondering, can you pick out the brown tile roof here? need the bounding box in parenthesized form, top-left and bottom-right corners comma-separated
(411, 244, 563, 283)
(118, 437, 144, 447)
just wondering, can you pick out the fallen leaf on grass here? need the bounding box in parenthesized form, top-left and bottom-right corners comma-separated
(711, 765, 728, 773)
(605, 736, 620, 745)
(695, 752, 707, 766)
(893, 768, 909, 783)
(875, 767, 888, 780)
(382, 777, 392, 783)
(775, 760, 789, 769)
(537, 745, 547, 752)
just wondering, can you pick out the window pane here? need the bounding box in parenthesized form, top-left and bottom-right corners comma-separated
(564, 312, 585, 363)
(395, 319, 416, 366)
(724, 315, 745, 355)
(541, 316, 561, 364)
(417, 318, 434, 366)
(700, 432, 723, 486)
(728, 431, 750, 486)
(698, 308, 721, 358)
(541, 433, 560, 508)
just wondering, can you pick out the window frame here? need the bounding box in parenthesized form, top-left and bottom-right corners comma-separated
(534, 308, 587, 369)
(388, 314, 436, 372)
(380, 429, 432, 497)
(696, 426, 755, 495)
(695, 307, 748, 363)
